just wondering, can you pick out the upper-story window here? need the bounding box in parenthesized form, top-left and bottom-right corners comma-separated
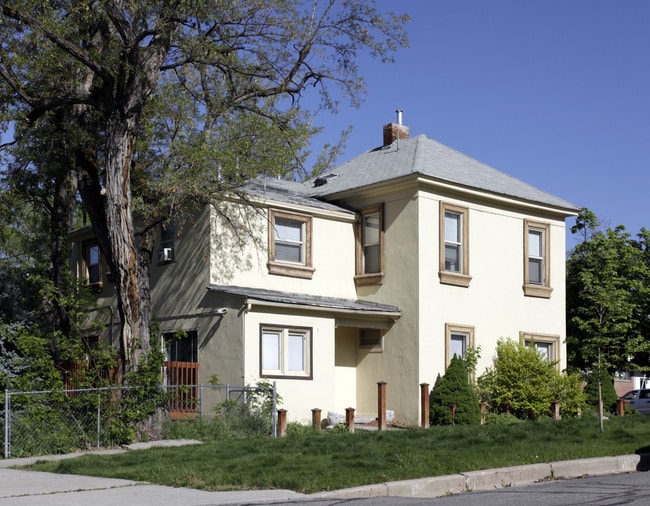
(523, 220, 552, 298)
(267, 209, 314, 279)
(83, 241, 102, 291)
(355, 204, 384, 286)
(439, 203, 471, 287)
(158, 221, 175, 264)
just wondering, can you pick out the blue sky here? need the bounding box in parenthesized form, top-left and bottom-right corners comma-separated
(310, 0, 650, 249)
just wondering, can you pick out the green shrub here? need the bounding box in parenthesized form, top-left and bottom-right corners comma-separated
(478, 338, 586, 420)
(430, 355, 480, 425)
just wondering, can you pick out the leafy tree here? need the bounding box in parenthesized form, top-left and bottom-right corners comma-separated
(430, 355, 480, 425)
(566, 208, 650, 375)
(478, 338, 585, 419)
(0, 1, 410, 375)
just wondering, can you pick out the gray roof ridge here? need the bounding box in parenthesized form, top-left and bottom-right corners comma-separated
(423, 136, 578, 207)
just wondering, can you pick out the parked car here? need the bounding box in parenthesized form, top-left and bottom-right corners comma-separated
(620, 389, 650, 414)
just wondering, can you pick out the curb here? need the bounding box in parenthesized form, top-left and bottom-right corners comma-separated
(311, 453, 648, 500)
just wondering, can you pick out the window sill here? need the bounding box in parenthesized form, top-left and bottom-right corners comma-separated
(261, 372, 313, 380)
(438, 271, 472, 288)
(267, 261, 315, 279)
(523, 284, 553, 298)
(354, 273, 384, 287)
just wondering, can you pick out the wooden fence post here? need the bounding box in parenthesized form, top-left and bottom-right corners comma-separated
(311, 408, 322, 430)
(277, 409, 287, 437)
(420, 383, 430, 428)
(345, 407, 355, 433)
(377, 381, 387, 430)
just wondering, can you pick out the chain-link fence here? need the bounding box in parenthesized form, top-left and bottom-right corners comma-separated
(2, 383, 277, 459)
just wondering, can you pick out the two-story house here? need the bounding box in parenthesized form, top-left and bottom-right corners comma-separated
(71, 119, 578, 425)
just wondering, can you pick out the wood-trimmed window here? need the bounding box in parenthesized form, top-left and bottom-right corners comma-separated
(439, 203, 471, 287)
(260, 325, 312, 379)
(445, 323, 475, 368)
(82, 241, 103, 292)
(267, 210, 314, 279)
(523, 220, 552, 298)
(355, 204, 384, 286)
(520, 332, 560, 370)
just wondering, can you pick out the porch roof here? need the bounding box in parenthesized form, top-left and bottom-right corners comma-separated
(207, 284, 401, 321)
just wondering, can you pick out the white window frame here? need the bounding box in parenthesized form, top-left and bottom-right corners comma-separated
(523, 220, 552, 298)
(267, 210, 314, 279)
(439, 202, 471, 287)
(260, 325, 312, 379)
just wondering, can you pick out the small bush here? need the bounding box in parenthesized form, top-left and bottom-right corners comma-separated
(430, 355, 480, 425)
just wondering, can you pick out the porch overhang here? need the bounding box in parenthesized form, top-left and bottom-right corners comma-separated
(207, 284, 401, 329)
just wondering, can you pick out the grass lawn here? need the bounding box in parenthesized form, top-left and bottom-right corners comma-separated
(23, 415, 650, 493)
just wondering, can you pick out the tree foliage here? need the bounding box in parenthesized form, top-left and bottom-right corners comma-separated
(566, 208, 650, 374)
(478, 338, 585, 419)
(0, 1, 409, 375)
(430, 355, 480, 426)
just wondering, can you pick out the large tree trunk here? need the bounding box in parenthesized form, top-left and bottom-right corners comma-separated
(104, 113, 152, 374)
(50, 165, 77, 342)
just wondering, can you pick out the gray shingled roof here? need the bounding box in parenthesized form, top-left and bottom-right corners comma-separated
(241, 178, 353, 214)
(208, 284, 401, 315)
(310, 135, 579, 212)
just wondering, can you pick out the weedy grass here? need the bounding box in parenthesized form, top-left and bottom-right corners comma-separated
(23, 415, 650, 493)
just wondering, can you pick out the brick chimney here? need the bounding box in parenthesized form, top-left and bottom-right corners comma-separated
(383, 109, 409, 147)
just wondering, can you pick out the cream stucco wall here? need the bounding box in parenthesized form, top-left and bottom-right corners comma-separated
(241, 309, 338, 424)
(209, 202, 357, 300)
(340, 186, 422, 424)
(415, 188, 569, 424)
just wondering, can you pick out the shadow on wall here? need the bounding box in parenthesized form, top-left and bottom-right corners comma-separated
(209, 201, 266, 284)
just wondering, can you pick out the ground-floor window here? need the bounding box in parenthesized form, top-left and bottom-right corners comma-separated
(260, 324, 312, 379)
(520, 332, 560, 369)
(163, 330, 198, 363)
(445, 323, 475, 368)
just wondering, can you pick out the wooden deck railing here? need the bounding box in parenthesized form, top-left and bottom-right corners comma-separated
(164, 361, 200, 417)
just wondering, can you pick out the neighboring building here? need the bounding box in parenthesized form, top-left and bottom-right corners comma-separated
(70, 119, 579, 424)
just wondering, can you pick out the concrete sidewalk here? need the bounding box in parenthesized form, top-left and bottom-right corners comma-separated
(0, 441, 648, 505)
